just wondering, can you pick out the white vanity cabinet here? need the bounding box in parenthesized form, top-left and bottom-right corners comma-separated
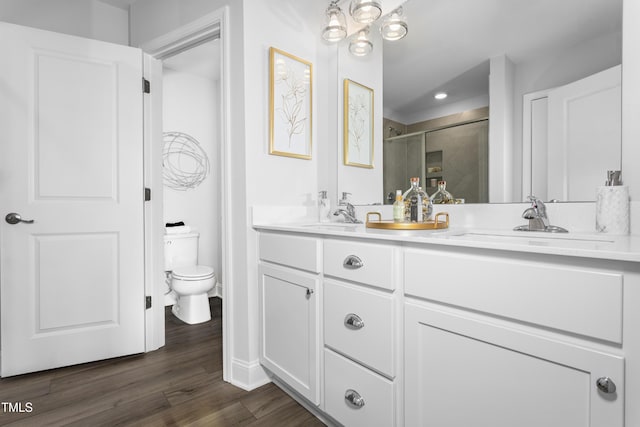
(258, 232, 322, 405)
(322, 238, 400, 427)
(255, 224, 640, 426)
(403, 246, 625, 427)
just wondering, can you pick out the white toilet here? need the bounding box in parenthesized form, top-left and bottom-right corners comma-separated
(164, 232, 215, 324)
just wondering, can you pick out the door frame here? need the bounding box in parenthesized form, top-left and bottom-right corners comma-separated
(139, 6, 232, 382)
(521, 88, 553, 202)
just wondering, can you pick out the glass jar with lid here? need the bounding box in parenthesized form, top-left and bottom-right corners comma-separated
(402, 177, 432, 222)
(430, 180, 455, 204)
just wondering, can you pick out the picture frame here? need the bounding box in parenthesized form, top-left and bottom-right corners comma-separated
(343, 79, 374, 168)
(269, 47, 313, 159)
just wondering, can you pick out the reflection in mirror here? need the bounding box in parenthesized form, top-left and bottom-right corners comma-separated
(383, 107, 488, 204)
(525, 65, 621, 202)
(382, 0, 622, 203)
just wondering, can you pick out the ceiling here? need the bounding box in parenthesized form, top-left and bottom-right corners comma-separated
(98, 0, 137, 10)
(383, 0, 623, 122)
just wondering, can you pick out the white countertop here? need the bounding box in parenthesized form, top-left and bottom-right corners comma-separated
(253, 221, 640, 263)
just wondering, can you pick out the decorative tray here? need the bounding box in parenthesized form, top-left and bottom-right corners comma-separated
(365, 212, 449, 230)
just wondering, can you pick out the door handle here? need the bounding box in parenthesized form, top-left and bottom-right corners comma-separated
(5, 213, 34, 225)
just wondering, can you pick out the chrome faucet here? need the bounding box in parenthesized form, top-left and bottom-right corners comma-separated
(334, 192, 362, 223)
(514, 196, 568, 232)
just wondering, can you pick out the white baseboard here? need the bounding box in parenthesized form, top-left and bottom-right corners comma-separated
(228, 357, 270, 391)
(208, 281, 223, 299)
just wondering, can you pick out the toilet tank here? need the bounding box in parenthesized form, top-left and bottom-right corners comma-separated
(164, 232, 199, 271)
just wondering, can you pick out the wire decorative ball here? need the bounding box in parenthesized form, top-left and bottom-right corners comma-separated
(162, 131, 210, 191)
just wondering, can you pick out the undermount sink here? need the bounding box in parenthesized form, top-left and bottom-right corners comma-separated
(445, 231, 615, 249)
(300, 223, 362, 231)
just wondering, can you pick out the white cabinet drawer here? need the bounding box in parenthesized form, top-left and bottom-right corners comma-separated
(259, 232, 321, 273)
(324, 349, 394, 427)
(324, 279, 395, 377)
(404, 248, 623, 343)
(324, 239, 396, 290)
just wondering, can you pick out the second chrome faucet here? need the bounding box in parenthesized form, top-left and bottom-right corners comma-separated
(333, 192, 362, 223)
(514, 196, 568, 233)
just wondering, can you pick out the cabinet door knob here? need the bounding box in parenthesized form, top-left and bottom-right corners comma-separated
(344, 313, 365, 329)
(343, 255, 363, 269)
(596, 377, 617, 394)
(305, 288, 314, 297)
(344, 389, 365, 408)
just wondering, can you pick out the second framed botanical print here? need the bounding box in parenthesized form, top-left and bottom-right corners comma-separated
(343, 79, 373, 168)
(269, 47, 313, 159)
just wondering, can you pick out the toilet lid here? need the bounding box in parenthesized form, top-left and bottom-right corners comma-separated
(172, 265, 215, 280)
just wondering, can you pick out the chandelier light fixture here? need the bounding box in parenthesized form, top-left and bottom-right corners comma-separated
(321, 1, 408, 56)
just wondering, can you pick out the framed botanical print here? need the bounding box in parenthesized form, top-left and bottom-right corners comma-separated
(343, 78, 374, 168)
(269, 47, 313, 159)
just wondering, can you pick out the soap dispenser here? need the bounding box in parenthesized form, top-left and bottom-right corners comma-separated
(318, 190, 331, 223)
(393, 190, 404, 222)
(596, 170, 629, 234)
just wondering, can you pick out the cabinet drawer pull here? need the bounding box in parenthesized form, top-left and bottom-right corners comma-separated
(344, 389, 365, 408)
(596, 377, 617, 394)
(344, 313, 365, 330)
(343, 255, 364, 269)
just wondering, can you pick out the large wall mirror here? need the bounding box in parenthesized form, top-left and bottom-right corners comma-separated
(381, 0, 622, 204)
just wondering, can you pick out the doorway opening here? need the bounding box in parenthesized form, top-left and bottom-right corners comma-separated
(161, 39, 223, 306)
(141, 8, 231, 382)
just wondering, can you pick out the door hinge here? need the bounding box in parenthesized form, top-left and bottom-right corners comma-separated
(145, 296, 152, 309)
(142, 78, 150, 94)
(144, 187, 151, 201)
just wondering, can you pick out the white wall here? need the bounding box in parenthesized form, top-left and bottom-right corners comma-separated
(0, 0, 128, 45)
(162, 67, 221, 282)
(241, 0, 331, 387)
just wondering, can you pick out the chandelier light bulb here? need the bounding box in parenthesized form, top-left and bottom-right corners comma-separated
(322, 1, 347, 42)
(349, 28, 373, 56)
(349, 0, 382, 24)
(380, 7, 408, 41)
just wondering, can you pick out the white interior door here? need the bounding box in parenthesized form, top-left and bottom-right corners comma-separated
(547, 65, 622, 201)
(0, 22, 145, 377)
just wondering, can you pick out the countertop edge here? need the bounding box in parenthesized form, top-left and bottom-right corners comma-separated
(253, 223, 640, 263)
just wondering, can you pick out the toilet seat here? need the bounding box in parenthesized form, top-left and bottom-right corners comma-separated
(172, 265, 215, 281)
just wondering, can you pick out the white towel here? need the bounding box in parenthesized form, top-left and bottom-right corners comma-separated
(165, 225, 192, 234)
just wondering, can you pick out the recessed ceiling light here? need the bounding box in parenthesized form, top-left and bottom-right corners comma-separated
(434, 92, 448, 100)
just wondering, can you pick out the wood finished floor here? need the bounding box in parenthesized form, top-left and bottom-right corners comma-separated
(0, 298, 325, 426)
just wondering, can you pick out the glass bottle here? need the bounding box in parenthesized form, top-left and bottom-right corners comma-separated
(403, 177, 431, 222)
(430, 180, 454, 204)
(392, 190, 404, 222)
